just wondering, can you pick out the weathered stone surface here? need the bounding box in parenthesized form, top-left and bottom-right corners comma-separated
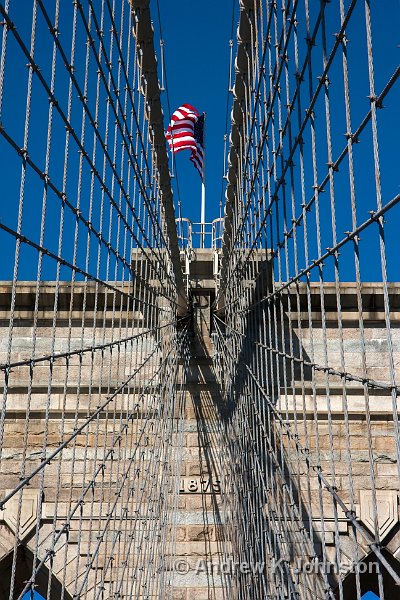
(0, 280, 399, 597)
(359, 489, 399, 539)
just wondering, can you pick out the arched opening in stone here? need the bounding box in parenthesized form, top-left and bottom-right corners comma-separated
(335, 549, 400, 600)
(0, 546, 72, 600)
(360, 592, 379, 600)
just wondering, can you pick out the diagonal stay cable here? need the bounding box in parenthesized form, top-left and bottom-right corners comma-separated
(15, 323, 189, 600)
(226, 0, 299, 251)
(231, 192, 400, 316)
(72, 323, 190, 599)
(76, 0, 178, 269)
(0, 337, 164, 512)
(0, 220, 176, 311)
(0, 1, 177, 294)
(0, 319, 181, 371)
(218, 66, 400, 312)
(215, 314, 400, 395)
(213, 318, 400, 587)
(219, 0, 328, 275)
(218, 0, 358, 304)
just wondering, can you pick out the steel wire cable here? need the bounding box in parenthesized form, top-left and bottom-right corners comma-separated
(0, 0, 188, 598)
(215, 1, 400, 599)
(0, 0, 400, 598)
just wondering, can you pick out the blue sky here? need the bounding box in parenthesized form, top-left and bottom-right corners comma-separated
(154, 0, 236, 227)
(0, 1, 399, 281)
(156, 0, 400, 282)
(0, 0, 235, 279)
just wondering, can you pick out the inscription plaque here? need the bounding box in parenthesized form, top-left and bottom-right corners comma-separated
(179, 477, 221, 494)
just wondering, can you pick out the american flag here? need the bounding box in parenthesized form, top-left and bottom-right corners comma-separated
(166, 104, 204, 178)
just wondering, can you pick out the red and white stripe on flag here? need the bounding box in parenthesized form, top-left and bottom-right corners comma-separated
(166, 104, 204, 178)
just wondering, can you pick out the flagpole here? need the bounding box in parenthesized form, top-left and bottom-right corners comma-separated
(200, 112, 206, 248)
(201, 181, 205, 248)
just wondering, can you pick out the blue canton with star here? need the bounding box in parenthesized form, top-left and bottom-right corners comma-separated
(194, 114, 204, 147)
